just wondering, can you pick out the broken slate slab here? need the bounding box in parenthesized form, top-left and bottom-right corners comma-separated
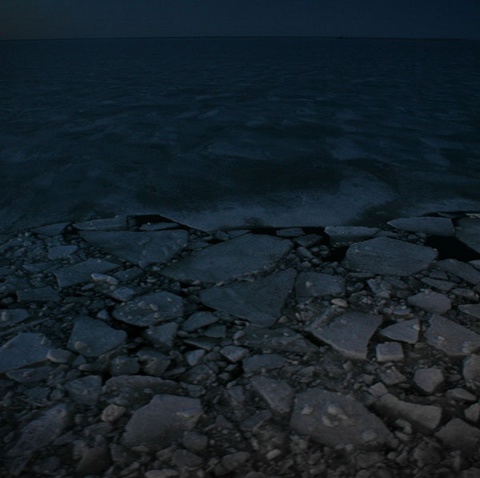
(54, 258, 119, 287)
(250, 376, 294, 415)
(295, 272, 345, 298)
(425, 315, 480, 357)
(122, 394, 203, 449)
(436, 259, 480, 286)
(199, 269, 296, 327)
(161, 234, 292, 283)
(67, 316, 127, 357)
(413, 368, 445, 394)
(459, 304, 480, 320)
(307, 312, 382, 360)
(379, 319, 420, 344)
(407, 290, 451, 314)
(113, 291, 183, 327)
(290, 388, 392, 449)
(143, 322, 178, 351)
(455, 217, 480, 255)
(0, 333, 52, 374)
(0, 309, 30, 329)
(65, 375, 102, 405)
(80, 230, 188, 267)
(343, 237, 437, 276)
(435, 418, 480, 454)
(388, 217, 454, 237)
(324, 226, 379, 247)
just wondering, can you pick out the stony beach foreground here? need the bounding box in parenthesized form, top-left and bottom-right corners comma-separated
(2, 212, 480, 477)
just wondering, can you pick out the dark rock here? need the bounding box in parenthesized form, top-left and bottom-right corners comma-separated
(54, 258, 119, 287)
(455, 217, 480, 254)
(388, 217, 454, 236)
(295, 271, 345, 298)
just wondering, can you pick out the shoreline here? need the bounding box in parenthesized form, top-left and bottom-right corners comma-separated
(1, 212, 480, 476)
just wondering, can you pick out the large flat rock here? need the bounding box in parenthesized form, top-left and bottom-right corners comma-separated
(80, 230, 188, 267)
(161, 234, 291, 283)
(199, 269, 296, 327)
(343, 237, 437, 276)
(455, 217, 480, 254)
(388, 217, 454, 236)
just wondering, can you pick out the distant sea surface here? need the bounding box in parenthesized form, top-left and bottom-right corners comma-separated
(1, 37, 480, 232)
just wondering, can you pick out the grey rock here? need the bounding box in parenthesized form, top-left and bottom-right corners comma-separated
(435, 418, 480, 454)
(374, 393, 442, 434)
(446, 388, 476, 402)
(137, 349, 171, 377)
(113, 291, 183, 327)
(459, 304, 480, 319)
(465, 403, 480, 423)
(0, 333, 52, 374)
(122, 394, 203, 449)
(54, 258, 118, 287)
(325, 226, 379, 247)
(376, 342, 404, 362)
(110, 356, 140, 376)
(379, 319, 420, 344)
(455, 217, 480, 254)
(65, 375, 102, 405)
(344, 237, 437, 276)
(16, 287, 60, 302)
(73, 216, 127, 231)
(290, 388, 392, 449)
(421, 277, 456, 292)
(463, 354, 480, 383)
(407, 290, 451, 314)
(436, 259, 480, 285)
(242, 354, 287, 373)
(0, 309, 30, 328)
(67, 316, 126, 357)
(307, 312, 382, 360)
(181, 311, 218, 332)
(47, 245, 78, 260)
(425, 315, 480, 357)
(110, 286, 136, 302)
(143, 322, 178, 351)
(388, 217, 454, 236)
(295, 272, 345, 298)
(76, 446, 111, 476)
(250, 376, 294, 414)
(220, 345, 249, 363)
(276, 227, 304, 238)
(413, 368, 444, 394)
(162, 234, 291, 283)
(199, 269, 296, 327)
(80, 230, 188, 267)
(31, 222, 69, 236)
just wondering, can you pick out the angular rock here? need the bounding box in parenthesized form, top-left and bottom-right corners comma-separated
(113, 291, 183, 327)
(250, 376, 294, 414)
(376, 342, 404, 362)
(31, 222, 69, 236)
(54, 258, 119, 287)
(65, 375, 102, 405)
(67, 317, 126, 357)
(74, 216, 127, 231)
(0, 309, 30, 329)
(199, 269, 296, 327)
(374, 393, 442, 434)
(307, 312, 382, 360)
(463, 354, 480, 383)
(324, 226, 379, 247)
(220, 345, 249, 363)
(181, 311, 218, 332)
(388, 217, 454, 237)
(80, 230, 188, 267)
(421, 277, 455, 292)
(295, 272, 345, 298)
(16, 287, 60, 302)
(425, 315, 480, 357)
(47, 245, 78, 260)
(455, 217, 480, 254)
(459, 304, 480, 320)
(413, 368, 444, 394)
(143, 323, 178, 351)
(435, 418, 480, 454)
(76, 446, 111, 476)
(290, 388, 392, 449)
(407, 290, 451, 314)
(379, 319, 420, 344)
(436, 259, 480, 286)
(0, 333, 52, 374)
(343, 237, 437, 276)
(161, 234, 291, 283)
(242, 354, 286, 373)
(122, 394, 203, 449)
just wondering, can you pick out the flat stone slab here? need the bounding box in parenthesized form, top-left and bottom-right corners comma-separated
(459, 304, 480, 320)
(435, 418, 480, 454)
(343, 237, 437, 276)
(436, 259, 480, 285)
(250, 376, 294, 414)
(80, 230, 188, 267)
(295, 272, 345, 298)
(425, 315, 480, 357)
(0, 333, 52, 374)
(122, 394, 203, 449)
(54, 258, 119, 287)
(388, 217, 454, 236)
(113, 292, 183, 327)
(324, 226, 379, 247)
(199, 269, 296, 327)
(0, 309, 30, 329)
(407, 290, 451, 314)
(455, 217, 480, 254)
(290, 388, 392, 449)
(307, 312, 383, 360)
(67, 317, 127, 357)
(380, 319, 420, 344)
(161, 234, 291, 283)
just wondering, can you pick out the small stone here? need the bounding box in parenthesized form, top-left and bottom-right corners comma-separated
(413, 368, 444, 394)
(110, 286, 135, 302)
(47, 245, 78, 260)
(181, 311, 218, 332)
(46, 348, 74, 364)
(446, 388, 477, 402)
(380, 319, 420, 344)
(220, 345, 249, 363)
(101, 404, 126, 423)
(325, 226, 379, 247)
(143, 323, 178, 351)
(459, 304, 480, 320)
(250, 376, 294, 414)
(464, 403, 480, 423)
(376, 343, 404, 362)
(463, 354, 480, 383)
(408, 290, 451, 314)
(110, 356, 140, 376)
(182, 432, 208, 454)
(295, 272, 345, 298)
(65, 375, 102, 405)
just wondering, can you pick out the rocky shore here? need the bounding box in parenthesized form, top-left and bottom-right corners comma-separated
(1, 212, 480, 477)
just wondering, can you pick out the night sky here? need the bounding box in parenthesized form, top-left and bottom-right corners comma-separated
(1, 0, 479, 40)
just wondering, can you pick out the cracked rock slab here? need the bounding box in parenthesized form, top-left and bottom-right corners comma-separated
(307, 312, 382, 360)
(343, 237, 437, 276)
(290, 388, 392, 449)
(161, 234, 292, 283)
(379, 319, 420, 344)
(388, 217, 454, 237)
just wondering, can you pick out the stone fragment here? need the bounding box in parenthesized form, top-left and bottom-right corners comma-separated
(436, 259, 480, 285)
(110, 286, 136, 302)
(425, 315, 480, 357)
(455, 217, 480, 254)
(220, 345, 249, 363)
(463, 354, 480, 383)
(242, 354, 286, 373)
(376, 343, 404, 362)
(199, 269, 296, 327)
(343, 237, 437, 276)
(16, 287, 60, 302)
(459, 304, 480, 320)
(54, 258, 118, 287)
(143, 323, 178, 351)
(47, 245, 78, 260)
(67, 316, 126, 357)
(307, 312, 382, 360)
(162, 234, 291, 282)
(110, 356, 140, 376)
(435, 418, 480, 454)
(446, 388, 476, 402)
(122, 394, 203, 449)
(137, 349, 171, 376)
(32, 222, 69, 236)
(76, 446, 111, 476)
(250, 376, 294, 414)
(0, 309, 30, 328)
(0, 333, 52, 374)
(290, 388, 392, 449)
(421, 277, 455, 292)
(408, 290, 451, 314)
(324, 226, 379, 247)
(413, 368, 444, 394)
(388, 217, 454, 236)
(465, 403, 480, 423)
(101, 404, 126, 423)
(65, 375, 102, 405)
(113, 292, 183, 327)
(295, 272, 345, 298)
(379, 319, 420, 344)
(181, 311, 218, 332)
(81, 230, 188, 267)
(374, 393, 442, 434)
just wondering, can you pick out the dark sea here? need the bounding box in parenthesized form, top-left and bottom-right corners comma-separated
(1, 37, 480, 232)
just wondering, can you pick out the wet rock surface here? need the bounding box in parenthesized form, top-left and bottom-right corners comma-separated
(2, 212, 480, 476)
